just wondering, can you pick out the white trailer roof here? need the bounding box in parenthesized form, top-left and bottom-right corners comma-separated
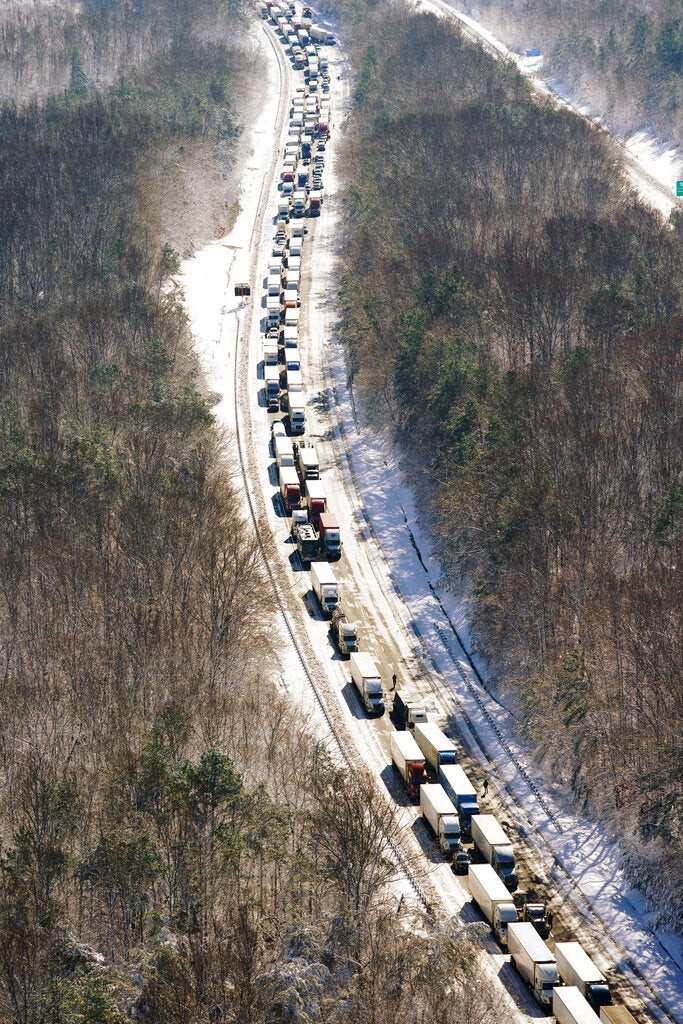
(472, 814, 511, 847)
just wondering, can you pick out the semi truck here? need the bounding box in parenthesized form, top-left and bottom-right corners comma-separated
(468, 864, 519, 946)
(553, 987, 602, 1024)
(471, 814, 518, 890)
(390, 689, 428, 730)
(390, 731, 427, 802)
(420, 784, 461, 856)
(278, 465, 301, 511)
(288, 390, 305, 434)
(328, 608, 358, 657)
(438, 764, 480, 837)
(349, 652, 384, 715)
(507, 921, 559, 1007)
(414, 722, 457, 770)
(264, 364, 280, 412)
(310, 25, 334, 44)
(310, 561, 338, 617)
(554, 943, 611, 1012)
(318, 512, 341, 558)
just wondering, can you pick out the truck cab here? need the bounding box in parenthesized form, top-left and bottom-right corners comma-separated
(329, 608, 358, 657)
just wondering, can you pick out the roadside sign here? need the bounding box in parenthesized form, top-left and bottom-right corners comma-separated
(677, 181, 683, 197)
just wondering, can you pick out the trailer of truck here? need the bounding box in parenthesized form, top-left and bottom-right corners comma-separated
(414, 722, 457, 770)
(468, 864, 518, 946)
(349, 652, 384, 715)
(599, 1007, 638, 1024)
(274, 434, 295, 468)
(310, 561, 338, 617)
(305, 478, 327, 527)
(507, 922, 558, 1007)
(470, 814, 518, 891)
(420, 784, 461, 855)
(278, 465, 301, 510)
(554, 987, 602, 1024)
(390, 731, 427, 802)
(437, 764, 480, 837)
(554, 943, 611, 1011)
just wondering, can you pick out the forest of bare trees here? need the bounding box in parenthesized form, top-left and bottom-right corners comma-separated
(336, 0, 682, 928)
(0, 1, 502, 1019)
(472, 0, 683, 140)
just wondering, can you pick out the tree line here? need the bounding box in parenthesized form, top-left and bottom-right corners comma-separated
(335, 0, 682, 930)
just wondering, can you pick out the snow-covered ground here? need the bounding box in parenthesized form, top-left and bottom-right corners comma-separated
(178, 10, 683, 1024)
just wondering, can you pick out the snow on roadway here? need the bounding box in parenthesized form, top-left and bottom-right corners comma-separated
(177, 9, 682, 1024)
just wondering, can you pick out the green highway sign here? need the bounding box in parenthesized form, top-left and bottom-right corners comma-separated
(677, 181, 683, 197)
